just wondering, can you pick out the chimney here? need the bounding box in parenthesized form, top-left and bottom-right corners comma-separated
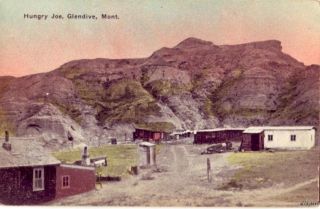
(81, 146, 90, 166)
(2, 131, 11, 151)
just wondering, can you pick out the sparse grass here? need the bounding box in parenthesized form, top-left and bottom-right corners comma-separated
(136, 122, 175, 132)
(96, 79, 162, 125)
(145, 80, 192, 98)
(74, 79, 105, 104)
(202, 98, 214, 118)
(227, 149, 320, 189)
(50, 100, 83, 124)
(53, 144, 139, 177)
(270, 182, 319, 205)
(210, 68, 245, 119)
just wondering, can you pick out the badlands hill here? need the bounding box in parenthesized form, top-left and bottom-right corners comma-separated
(0, 38, 319, 149)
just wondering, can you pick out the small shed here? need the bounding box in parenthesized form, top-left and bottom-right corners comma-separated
(139, 142, 156, 167)
(240, 127, 265, 151)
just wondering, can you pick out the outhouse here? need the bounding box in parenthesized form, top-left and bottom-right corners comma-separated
(139, 142, 156, 167)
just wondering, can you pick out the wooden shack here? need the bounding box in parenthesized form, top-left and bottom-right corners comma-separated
(193, 128, 245, 144)
(240, 127, 265, 151)
(133, 128, 167, 142)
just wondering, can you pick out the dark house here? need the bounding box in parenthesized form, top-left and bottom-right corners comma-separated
(133, 128, 167, 142)
(0, 134, 96, 205)
(240, 127, 264, 151)
(194, 128, 245, 144)
(0, 137, 60, 204)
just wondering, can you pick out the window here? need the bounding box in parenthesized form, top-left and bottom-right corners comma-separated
(268, 135, 273, 141)
(290, 135, 296, 141)
(33, 167, 44, 191)
(62, 176, 70, 188)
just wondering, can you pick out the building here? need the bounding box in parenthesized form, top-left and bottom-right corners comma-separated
(193, 128, 245, 144)
(240, 127, 265, 151)
(55, 164, 95, 199)
(139, 142, 156, 167)
(240, 126, 316, 151)
(133, 128, 167, 142)
(0, 133, 96, 205)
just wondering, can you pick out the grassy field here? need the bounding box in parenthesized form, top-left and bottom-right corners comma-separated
(226, 149, 320, 189)
(53, 144, 139, 177)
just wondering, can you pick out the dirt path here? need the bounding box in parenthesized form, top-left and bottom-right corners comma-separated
(49, 144, 318, 207)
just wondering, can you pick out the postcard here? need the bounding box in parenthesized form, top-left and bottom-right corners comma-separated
(0, 0, 319, 207)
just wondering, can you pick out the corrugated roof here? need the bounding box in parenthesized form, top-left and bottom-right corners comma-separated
(0, 139, 60, 169)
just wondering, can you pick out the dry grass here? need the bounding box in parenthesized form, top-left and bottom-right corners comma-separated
(53, 144, 139, 177)
(270, 181, 319, 204)
(227, 149, 320, 189)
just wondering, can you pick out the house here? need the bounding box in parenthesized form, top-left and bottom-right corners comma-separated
(0, 133, 96, 205)
(139, 142, 156, 167)
(133, 128, 167, 142)
(240, 126, 316, 151)
(193, 128, 245, 144)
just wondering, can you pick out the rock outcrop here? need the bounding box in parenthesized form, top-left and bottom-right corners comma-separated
(0, 38, 319, 150)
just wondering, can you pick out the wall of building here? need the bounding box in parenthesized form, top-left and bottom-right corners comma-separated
(263, 129, 315, 149)
(0, 166, 57, 205)
(55, 165, 96, 199)
(194, 130, 243, 144)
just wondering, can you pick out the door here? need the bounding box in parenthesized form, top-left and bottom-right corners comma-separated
(251, 134, 260, 151)
(146, 147, 151, 165)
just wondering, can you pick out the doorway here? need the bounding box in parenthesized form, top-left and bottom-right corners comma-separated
(251, 134, 261, 151)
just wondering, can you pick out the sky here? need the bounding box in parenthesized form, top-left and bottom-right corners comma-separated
(0, 0, 319, 77)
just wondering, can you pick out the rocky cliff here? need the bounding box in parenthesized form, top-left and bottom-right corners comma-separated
(0, 38, 319, 149)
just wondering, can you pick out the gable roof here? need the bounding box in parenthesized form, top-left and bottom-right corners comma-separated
(0, 138, 60, 169)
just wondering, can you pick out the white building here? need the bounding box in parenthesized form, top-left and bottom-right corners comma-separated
(244, 126, 316, 150)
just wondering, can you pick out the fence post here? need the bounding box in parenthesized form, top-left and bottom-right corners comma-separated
(207, 158, 212, 183)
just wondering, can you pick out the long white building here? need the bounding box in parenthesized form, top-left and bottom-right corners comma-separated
(242, 126, 316, 150)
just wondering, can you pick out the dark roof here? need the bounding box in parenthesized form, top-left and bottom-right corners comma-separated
(0, 138, 60, 169)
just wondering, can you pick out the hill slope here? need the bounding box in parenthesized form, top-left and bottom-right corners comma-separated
(0, 38, 319, 149)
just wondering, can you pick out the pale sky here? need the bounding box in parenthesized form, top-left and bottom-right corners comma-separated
(0, 0, 319, 77)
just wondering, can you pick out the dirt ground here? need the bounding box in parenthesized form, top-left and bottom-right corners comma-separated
(49, 143, 319, 207)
